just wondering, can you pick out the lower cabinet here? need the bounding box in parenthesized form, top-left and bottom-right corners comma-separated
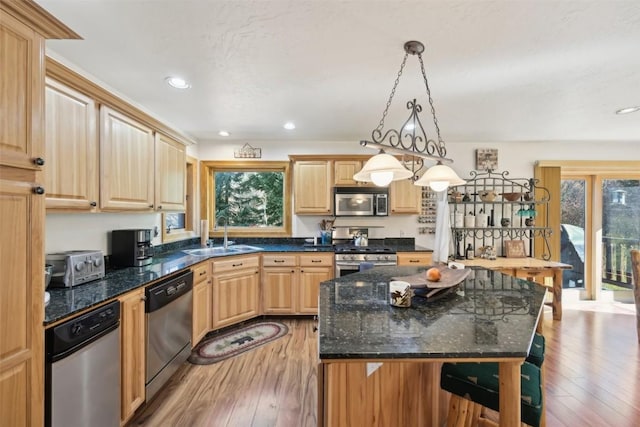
(262, 253, 334, 314)
(119, 288, 146, 424)
(191, 261, 212, 346)
(212, 255, 260, 329)
(397, 252, 433, 266)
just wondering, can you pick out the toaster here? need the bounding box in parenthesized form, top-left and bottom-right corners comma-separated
(46, 250, 105, 288)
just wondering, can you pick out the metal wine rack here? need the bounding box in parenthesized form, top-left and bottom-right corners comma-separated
(449, 170, 553, 260)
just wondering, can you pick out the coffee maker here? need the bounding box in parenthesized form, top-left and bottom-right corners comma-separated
(111, 229, 154, 267)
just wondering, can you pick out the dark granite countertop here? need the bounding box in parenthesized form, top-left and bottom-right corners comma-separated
(45, 239, 432, 325)
(318, 266, 545, 360)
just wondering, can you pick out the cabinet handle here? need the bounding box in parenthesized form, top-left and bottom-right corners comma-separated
(232, 262, 243, 267)
(274, 259, 285, 263)
(409, 259, 419, 263)
(141, 295, 147, 301)
(291, 270, 295, 273)
(90, 201, 97, 207)
(33, 186, 45, 195)
(199, 271, 207, 276)
(34, 157, 45, 166)
(311, 260, 321, 263)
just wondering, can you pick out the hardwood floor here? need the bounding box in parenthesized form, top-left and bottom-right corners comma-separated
(128, 303, 640, 427)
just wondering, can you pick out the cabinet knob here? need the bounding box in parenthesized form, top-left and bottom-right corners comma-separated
(34, 157, 45, 166)
(33, 186, 45, 195)
(158, 205, 163, 209)
(140, 295, 147, 301)
(90, 201, 97, 207)
(149, 204, 154, 208)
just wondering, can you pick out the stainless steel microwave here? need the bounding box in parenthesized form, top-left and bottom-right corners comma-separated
(334, 187, 388, 216)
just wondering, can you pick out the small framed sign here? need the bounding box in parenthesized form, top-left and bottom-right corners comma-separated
(476, 148, 498, 171)
(504, 240, 527, 258)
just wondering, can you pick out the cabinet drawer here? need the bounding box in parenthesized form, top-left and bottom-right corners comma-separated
(263, 254, 297, 267)
(397, 252, 433, 266)
(192, 262, 210, 283)
(212, 255, 260, 273)
(299, 253, 333, 267)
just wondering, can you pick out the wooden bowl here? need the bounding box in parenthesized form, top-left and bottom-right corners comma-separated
(501, 192, 522, 201)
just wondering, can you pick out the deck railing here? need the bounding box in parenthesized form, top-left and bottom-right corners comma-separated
(603, 236, 640, 288)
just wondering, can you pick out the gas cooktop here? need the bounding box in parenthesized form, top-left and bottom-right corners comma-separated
(333, 245, 396, 254)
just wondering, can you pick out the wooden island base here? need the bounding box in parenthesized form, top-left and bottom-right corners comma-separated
(318, 361, 449, 427)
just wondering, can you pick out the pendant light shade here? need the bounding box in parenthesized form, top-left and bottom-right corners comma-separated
(414, 162, 466, 191)
(353, 153, 413, 187)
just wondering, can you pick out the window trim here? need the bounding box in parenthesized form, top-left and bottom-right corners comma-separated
(200, 160, 292, 238)
(162, 155, 199, 243)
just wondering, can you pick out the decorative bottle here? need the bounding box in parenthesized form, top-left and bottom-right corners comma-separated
(465, 244, 474, 260)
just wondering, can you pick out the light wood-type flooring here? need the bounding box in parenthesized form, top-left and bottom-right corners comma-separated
(128, 302, 640, 427)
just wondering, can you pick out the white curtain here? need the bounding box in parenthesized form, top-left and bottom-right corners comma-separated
(432, 189, 451, 264)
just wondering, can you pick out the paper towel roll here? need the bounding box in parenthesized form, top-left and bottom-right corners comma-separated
(200, 219, 209, 246)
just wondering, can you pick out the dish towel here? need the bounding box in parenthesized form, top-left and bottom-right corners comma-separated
(433, 189, 451, 264)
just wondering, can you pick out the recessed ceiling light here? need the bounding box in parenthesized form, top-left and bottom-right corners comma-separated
(615, 106, 640, 115)
(218, 130, 230, 137)
(165, 76, 191, 89)
(283, 122, 296, 130)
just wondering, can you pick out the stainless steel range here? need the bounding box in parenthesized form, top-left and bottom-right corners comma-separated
(334, 245, 397, 277)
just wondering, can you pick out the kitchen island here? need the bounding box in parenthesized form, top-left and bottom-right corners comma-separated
(317, 266, 546, 427)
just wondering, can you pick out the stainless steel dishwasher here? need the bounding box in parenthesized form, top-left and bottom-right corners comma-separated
(45, 300, 120, 427)
(145, 270, 193, 401)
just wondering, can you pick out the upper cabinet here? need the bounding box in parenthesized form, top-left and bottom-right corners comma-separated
(0, 11, 44, 171)
(44, 78, 99, 210)
(154, 133, 186, 211)
(292, 159, 332, 214)
(100, 106, 155, 211)
(334, 160, 362, 186)
(389, 178, 421, 214)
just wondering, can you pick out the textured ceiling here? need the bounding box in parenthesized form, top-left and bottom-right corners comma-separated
(39, 0, 640, 144)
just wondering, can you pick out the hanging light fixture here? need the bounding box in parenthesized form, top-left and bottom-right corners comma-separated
(355, 40, 465, 191)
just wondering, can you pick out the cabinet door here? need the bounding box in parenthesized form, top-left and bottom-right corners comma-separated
(212, 268, 260, 329)
(0, 177, 45, 427)
(334, 160, 362, 186)
(299, 266, 333, 314)
(263, 267, 297, 314)
(389, 179, 421, 214)
(0, 11, 44, 171)
(44, 78, 98, 210)
(397, 252, 433, 266)
(119, 288, 146, 424)
(294, 161, 332, 214)
(154, 133, 186, 211)
(192, 262, 211, 345)
(100, 106, 155, 210)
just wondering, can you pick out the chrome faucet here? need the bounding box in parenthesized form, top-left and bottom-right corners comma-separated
(216, 216, 229, 249)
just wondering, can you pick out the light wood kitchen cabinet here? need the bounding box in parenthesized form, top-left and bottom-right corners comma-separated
(299, 253, 334, 314)
(397, 252, 433, 266)
(262, 254, 297, 314)
(155, 133, 186, 211)
(100, 106, 155, 211)
(191, 261, 212, 346)
(44, 78, 99, 210)
(0, 10, 45, 171)
(334, 160, 362, 186)
(293, 160, 332, 214)
(389, 178, 421, 214)
(212, 255, 260, 329)
(0, 4, 77, 426)
(119, 288, 146, 424)
(389, 179, 422, 214)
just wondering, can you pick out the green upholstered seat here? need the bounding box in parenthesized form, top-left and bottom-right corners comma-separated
(441, 361, 543, 427)
(526, 333, 545, 367)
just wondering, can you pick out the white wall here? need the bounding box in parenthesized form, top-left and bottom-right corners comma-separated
(46, 139, 639, 254)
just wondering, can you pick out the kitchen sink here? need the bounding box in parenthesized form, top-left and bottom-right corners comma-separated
(183, 245, 262, 257)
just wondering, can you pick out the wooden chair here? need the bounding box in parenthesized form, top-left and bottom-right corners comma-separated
(441, 334, 546, 427)
(631, 249, 640, 344)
